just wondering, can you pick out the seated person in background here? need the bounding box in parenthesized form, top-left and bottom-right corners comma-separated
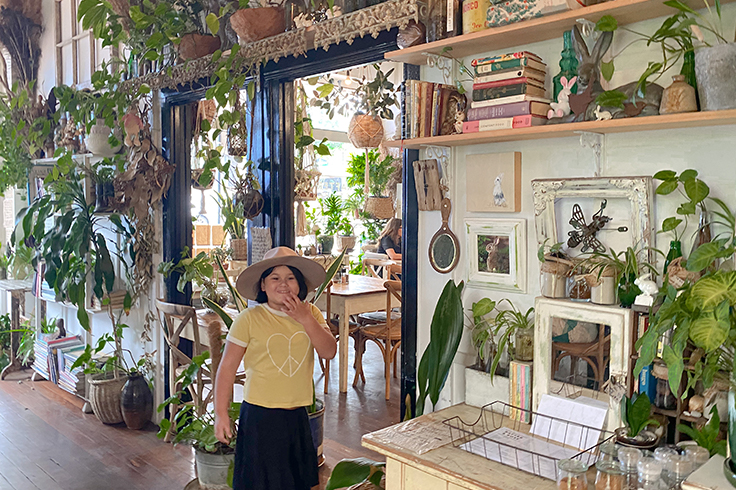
(377, 218, 402, 261)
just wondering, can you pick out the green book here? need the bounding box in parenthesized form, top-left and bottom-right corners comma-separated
(472, 83, 546, 102)
(475, 57, 546, 76)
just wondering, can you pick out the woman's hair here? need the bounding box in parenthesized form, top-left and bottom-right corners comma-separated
(379, 218, 402, 244)
(255, 265, 308, 303)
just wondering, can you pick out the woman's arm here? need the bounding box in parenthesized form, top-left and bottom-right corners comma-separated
(282, 293, 337, 359)
(214, 341, 246, 443)
(385, 248, 402, 261)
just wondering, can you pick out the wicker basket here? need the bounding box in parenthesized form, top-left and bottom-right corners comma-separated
(348, 114, 384, 149)
(295, 168, 320, 201)
(667, 256, 701, 288)
(365, 196, 394, 219)
(88, 372, 127, 425)
(228, 117, 249, 157)
(336, 235, 357, 253)
(231, 238, 248, 261)
(230, 7, 285, 44)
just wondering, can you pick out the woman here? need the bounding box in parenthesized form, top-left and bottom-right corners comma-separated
(214, 247, 336, 490)
(377, 217, 402, 261)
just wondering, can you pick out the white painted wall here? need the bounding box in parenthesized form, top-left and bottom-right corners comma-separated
(416, 4, 736, 414)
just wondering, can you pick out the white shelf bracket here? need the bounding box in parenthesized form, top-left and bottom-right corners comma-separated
(425, 54, 453, 86)
(422, 145, 452, 199)
(575, 131, 605, 177)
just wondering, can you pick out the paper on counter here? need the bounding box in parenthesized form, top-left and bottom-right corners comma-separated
(531, 394, 608, 450)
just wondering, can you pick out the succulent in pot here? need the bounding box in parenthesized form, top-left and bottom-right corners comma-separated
(616, 393, 660, 449)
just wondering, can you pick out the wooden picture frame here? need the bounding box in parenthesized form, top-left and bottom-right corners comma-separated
(466, 151, 522, 213)
(530, 176, 654, 260)
(465, 218, 526, 292)
(533, 297, 635, 431)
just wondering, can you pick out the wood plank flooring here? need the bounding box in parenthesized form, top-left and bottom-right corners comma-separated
(0, 340, 401, 489)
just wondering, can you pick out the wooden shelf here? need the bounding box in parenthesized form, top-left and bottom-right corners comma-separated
(384, 109, 736, 148)
(385, 0, 736, 65)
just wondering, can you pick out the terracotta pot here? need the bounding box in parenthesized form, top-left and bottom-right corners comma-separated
(230, 7, 286, 44)
(348, 114, 384, 148)
(178, 33, 222, 60)
(120, 374, 153, 430)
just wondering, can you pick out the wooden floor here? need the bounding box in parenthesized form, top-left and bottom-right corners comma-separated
(0, 340, 401, 490)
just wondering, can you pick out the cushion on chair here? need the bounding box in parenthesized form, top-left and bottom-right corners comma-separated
(551, 318, 599, 343)
(358, 310, 401, 323)
(361, 323, 402, 340)
(328, 318, 360, 336)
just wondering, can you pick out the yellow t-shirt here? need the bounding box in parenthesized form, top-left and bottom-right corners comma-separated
(226, 303, 327, 408)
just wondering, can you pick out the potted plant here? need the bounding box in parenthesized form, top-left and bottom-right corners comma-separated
(90, 158, 119, 212)
(325, 458, 386, 490)
(158, 351, 239, 489)
(584, 247, 658, 308)
(230, 0, 286, 44)
(538, 239, 572, 298)
(346, 149, 399, 220)
(336, 218, 356, 253)
(158, 247, 229, 307)
(315, 194, 347, 255)
(348, 64, 398, 149)
(215, 186, 248, 261)
(483, 299, 535, 380)
(616, 393, 660, 449)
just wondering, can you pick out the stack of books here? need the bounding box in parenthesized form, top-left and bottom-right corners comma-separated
(402, 81, 462, 139)
(462, 51, 551, 133)
(32, 336, 50, 380)
(57, 345, 86, 397)
(46, 335, 84, 386)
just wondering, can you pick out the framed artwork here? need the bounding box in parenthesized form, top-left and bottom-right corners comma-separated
(530, 176, 654, 260)
(533, 297, 635, 431)
(466, 151, 521, 213)
(465, 218, 526, 292)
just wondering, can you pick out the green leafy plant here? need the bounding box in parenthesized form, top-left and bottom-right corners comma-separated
(621, 393, 659, 437)
(346, 149, 397, 198)
(214, 186, 247, 241)
(158, 247, 229, 307)
(583, 246, 659, 285)
(16, 318, 36, 366)
(354, 64, 398, 120)
(484, 300, 534, 380)
(537, 238, 566, 263)
(416, 280, 465, 416)
(678, 406, 727, 456)
(467, 297, 497, 372)
(325, 458, 386, 490)
(317, 194, 352, 237)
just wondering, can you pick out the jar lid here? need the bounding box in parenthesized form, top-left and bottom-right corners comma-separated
(637, 457, 663, 480)
(558, 458, 588, 474)
(618, 447, 643, 468)
(596, 460, 625, 475)
(654, 446, 677, 462)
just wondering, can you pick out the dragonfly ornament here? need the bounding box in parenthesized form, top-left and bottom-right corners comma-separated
(567, 200, 627, 253)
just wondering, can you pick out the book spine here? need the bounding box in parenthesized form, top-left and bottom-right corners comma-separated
(478, 117, 514, 131)
(470, 94, 538, 109)
(401, 82, 407, 140)
(475, 57, 527, 75)
(472, 83, 530, 101)
(471, 51, 541, 67)
(512, 114, 532, 127)
(475, 68, 546, 84)
(467, 101, 532, 121)
(462, 120, 479, 133)
(473, 77, 538, 90)
(430, 85, 440, 137)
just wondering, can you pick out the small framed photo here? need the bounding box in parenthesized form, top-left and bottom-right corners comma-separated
(465, 218, 526, 293)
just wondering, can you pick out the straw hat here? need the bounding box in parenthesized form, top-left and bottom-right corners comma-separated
(235, 246, 326, 300)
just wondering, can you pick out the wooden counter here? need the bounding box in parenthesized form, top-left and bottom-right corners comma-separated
(362, 403, 559, 490)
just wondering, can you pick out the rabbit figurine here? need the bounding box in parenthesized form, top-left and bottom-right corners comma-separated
(549, 25, 664, 123)
(547, 76, 577, 119)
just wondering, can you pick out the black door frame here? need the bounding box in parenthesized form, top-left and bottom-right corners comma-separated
(160, 29, 420, 418)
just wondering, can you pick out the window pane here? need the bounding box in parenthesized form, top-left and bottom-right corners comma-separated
(62, 44, 74, 85)
(78, 36, 91, 85)
(61, 0, 73, 40)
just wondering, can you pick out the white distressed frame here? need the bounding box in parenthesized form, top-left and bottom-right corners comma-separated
(531, 176, 654, 260)
(465, 218, 526, 293)
(533, 297, 634, 431)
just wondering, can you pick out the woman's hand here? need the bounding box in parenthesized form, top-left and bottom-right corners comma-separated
(214, 411, 233, 444)
(281, 292, 312, 325)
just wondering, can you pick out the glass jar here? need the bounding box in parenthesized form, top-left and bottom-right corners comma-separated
(596, 460, 625, 490)
(558, 458, 588, 490)
(684, 446, 709, 471)
(568, 275, 591, 301)
(618, 447, 643, 490)
(515, 326, 534, 362)
(637, 457, 664, 490)
(663, 454, 693, 490)
(654, 378, 676, 410)
(599, 440, 618, 461)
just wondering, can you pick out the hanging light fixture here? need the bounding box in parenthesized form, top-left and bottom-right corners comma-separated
(344, 69, 353, 86)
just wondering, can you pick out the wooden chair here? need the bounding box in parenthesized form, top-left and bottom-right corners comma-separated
(353, 280, 402, 400)
(552, 322, 610, 390)
(362, 253, 400, 280)
(155, 299, 244, 442)
(318, 283, 360, 393)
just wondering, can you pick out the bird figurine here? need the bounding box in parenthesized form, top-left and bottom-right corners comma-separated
(493, 173, 507, 207)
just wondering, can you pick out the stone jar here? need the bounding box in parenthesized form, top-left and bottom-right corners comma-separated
(694, 42, 736, 111)
(659, 75, 698, 114)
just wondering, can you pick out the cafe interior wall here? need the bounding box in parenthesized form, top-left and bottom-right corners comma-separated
(415, 5, 736, 413)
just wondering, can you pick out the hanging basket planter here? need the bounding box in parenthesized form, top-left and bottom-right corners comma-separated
(177, 33, 221, 61)
(295, 168, 321, 201)
(230, 7, 286, 44)
(348, 114, 384, 149)
(191, 168, 214, 190)
(234, 183, 264, 219)
(365, 196, 394, 219)
(228, 117, 249, 157)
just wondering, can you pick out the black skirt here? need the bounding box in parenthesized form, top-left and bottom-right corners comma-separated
(232, 402, 319, 490)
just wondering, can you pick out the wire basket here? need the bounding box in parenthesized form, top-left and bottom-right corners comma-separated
(443, 401, 613, 480)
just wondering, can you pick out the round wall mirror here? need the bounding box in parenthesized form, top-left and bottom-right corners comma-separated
(429, 198, 460, 274)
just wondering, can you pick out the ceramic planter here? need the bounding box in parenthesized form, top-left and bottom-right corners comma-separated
(464, 366, 510, 407)
(695, 43, 736, 111)
(120, 374, 153, 430)
(590, 276, 616, 305)
(178, 33, 221, 60)
(317, 235, 334, 255)
(347, 114, 384, 148)
(540, 271, 567, 298)
(85, 121, 121, 158)
(336, 235, 356, 253)
(230, 7, 286, 44)
(308, 399, 325, 467)
(195, 449, 235, 490)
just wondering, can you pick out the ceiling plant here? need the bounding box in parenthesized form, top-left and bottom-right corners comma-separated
(348, 64, 398, 149)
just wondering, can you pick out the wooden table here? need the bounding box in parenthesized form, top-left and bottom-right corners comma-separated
(314, 274, 396, 393)
(0, 279, 33, 380)
(363, 403, 562, 490)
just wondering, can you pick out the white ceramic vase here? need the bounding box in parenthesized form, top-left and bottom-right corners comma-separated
(85, 121, 121, 157)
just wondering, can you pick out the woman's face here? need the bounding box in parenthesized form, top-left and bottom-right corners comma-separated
(261, 265, 300, 304)
(398, 227, 402, 238)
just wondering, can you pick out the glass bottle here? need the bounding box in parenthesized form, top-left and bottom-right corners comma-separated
(552, 30, 579, 103)
(557, 458, 588, 490)
(690, 205, 713, 258)
(596, 460, 625, 490)
(663, 240, 682, 275)
(637, 457, 664, 490)
(514, 326, 534, 361)
(619, 447, 643, 490)
(426, 0, 461, 42)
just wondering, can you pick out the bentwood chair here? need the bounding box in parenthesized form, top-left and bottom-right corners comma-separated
(552, 321, 610, 390)
(353, 280, 402, 400)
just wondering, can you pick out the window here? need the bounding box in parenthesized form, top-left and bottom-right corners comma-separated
(55, 0, 111, 87)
